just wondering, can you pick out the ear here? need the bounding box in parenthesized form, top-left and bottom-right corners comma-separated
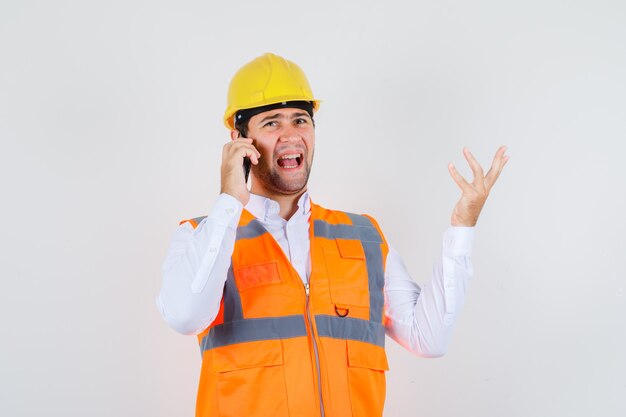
(230, 129, 241, 141)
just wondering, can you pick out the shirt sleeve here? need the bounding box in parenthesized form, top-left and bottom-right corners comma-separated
(383, 226, 475, 357)
(156, 193, 243, 335)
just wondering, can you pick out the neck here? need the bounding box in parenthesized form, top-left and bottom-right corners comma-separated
(250, 184, 307, 220)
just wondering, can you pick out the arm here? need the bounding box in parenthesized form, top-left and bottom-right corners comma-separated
(384, 146, 507, 356)
(157, 134, 261, 335)
(156, 194, 243, 335)
(384, 227, 474, 357)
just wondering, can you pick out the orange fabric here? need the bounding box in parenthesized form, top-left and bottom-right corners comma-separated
(193, 202, 389, 417)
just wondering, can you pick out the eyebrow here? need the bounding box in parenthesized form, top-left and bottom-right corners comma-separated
(258, 111, 311, 125)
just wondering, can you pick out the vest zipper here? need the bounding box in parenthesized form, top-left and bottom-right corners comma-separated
(305, 281, 325, 417)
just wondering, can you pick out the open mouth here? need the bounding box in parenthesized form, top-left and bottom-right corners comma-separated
(277, 153, 303, 169)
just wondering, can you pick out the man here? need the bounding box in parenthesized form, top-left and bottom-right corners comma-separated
(157, 52, 508, 417)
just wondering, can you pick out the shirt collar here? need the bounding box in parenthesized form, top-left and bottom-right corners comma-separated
(246, 191, 311, 223)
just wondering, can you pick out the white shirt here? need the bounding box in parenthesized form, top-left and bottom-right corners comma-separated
(157, 192, 475, 357)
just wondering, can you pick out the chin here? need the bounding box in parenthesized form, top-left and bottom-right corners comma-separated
(275, 183, 308, 195)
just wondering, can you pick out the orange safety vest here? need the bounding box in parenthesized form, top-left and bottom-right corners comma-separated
(185, 201, 390, 417)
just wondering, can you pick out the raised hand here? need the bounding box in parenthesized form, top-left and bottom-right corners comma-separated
(220, 137, 261, 206)
(448, 146, 509, 227)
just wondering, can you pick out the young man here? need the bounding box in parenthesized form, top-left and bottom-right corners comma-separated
(157, 53, 508, 417)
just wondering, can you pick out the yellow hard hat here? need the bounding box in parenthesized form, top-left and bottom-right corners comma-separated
(223, 53, 320, 129)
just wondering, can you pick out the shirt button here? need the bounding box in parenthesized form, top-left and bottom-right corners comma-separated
(209, 247, 217, 253)
(226, 208, 234, 215)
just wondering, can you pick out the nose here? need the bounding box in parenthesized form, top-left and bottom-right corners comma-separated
(278, 124, 301, 143)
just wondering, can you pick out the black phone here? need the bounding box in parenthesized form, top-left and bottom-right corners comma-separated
(236, 129, 251, 183)
(243, 156, 251, 183)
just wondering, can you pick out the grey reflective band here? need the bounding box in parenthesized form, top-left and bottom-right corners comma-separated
(345, 212, 376, 227)
(361, 240, 385, 322)
(314, 214, 386, 322)
(223, 264, 243, 322)
(345, 213, 386, 322)
(200, 315, 308, 353)
(313, 220, 383, 243)
(236, 219, 269, 240)
(315, 315, 385, 347)
(191, 216, 207, 226)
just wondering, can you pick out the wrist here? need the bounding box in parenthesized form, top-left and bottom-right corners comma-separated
(220, 186, 249, 206)
(451, 214, 477, 227)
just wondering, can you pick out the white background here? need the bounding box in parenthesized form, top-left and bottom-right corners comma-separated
(1, 1, 625, 416)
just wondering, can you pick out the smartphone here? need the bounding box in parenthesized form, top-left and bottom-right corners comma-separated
(243, 156, 251, 183)
(235, 129, 251, 183)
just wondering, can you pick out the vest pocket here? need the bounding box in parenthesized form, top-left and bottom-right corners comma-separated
(212, 340, 289, 417)
(323, 238, 370, 308)
(234, 260, 283, 291)
(346, 340, 388, 417)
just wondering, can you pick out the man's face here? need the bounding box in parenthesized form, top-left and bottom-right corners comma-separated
(244, 107, 315, 196)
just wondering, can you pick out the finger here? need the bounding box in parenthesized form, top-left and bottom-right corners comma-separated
(484, 147, 505, 187)
(487, 155, 509, 189)
(229, 141, 258, 154)
(448, 163, 472, 191)
(227, 142, 261, 164)
(485, 146, 509, 189)
(248, 143, 261, 162)
(462, 148, 485, 186)
(239, 144, 261, 164)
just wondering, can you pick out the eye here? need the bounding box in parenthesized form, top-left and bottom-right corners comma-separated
(295, 118, 308, 125)
(263, 120, 278, 128)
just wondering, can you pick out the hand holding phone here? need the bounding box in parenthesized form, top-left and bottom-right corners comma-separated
(220, 131, 260, 205)
(236, 130, 252, 183)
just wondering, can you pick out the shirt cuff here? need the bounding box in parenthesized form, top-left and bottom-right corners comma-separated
(208, 193, 244, 230)
(442, 226, 475, 257)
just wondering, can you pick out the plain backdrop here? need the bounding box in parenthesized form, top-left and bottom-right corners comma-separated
(1, 1, 625, 416)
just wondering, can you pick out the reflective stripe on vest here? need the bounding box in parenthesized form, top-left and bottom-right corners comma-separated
(315, 314, 386, 347)
(314, 213, 386, 324)
(222, 264, 243, 322)
(200, 314, 308, 352)
(235, 218, 268, 240)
